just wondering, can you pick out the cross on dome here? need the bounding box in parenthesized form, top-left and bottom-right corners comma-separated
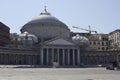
(40, 6, 51, 15)
(44, 6, 47, 12)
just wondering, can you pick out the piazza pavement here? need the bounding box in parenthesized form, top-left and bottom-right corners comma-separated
(0, 66, 120, 80)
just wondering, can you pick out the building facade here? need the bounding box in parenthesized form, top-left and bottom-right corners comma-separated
(71, 32, 109, 51)
(109, 29, 120, 50)
(0, 22, 10, 47)
(89, 34, 109, 51)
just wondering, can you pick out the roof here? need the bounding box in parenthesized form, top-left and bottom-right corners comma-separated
(109, 29, 120, 35)
(41, 37, 76, 46)
(0, 22, 10, 30)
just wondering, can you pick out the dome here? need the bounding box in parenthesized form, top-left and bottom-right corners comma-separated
(72, 34, 89, 46)
(20, 7, 70, 39)
(24, 14, 68, 28)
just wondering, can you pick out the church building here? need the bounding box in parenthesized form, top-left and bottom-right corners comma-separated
(12, 7, 89, 67)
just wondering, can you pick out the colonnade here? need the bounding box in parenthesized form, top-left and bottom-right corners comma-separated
(0, 54, 40, 65)
(81, 51, 120, 65)
(40, 47, 80, 66)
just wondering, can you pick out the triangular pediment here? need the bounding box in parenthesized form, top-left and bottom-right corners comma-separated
(45, 38, 75, 46)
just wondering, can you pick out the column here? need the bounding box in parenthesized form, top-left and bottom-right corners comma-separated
(57, 48, 59, 64)
(68, 49, 70, 65)
(77, 49, 80, 65)
(52, 48, 54, 63)
(51, 48, 53, 65)
(47, 48, 49, 65)
(63, 49, 65, 65)
(41, 48, 43, 65)
(73, 49, 75, 65)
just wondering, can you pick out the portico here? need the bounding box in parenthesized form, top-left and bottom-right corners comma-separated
(40, 38, 80, 67)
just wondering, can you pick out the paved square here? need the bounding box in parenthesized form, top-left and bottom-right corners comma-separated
(0, 67, 120, 80)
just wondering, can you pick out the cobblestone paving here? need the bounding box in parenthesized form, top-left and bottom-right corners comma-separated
(0, 67, 120, 80)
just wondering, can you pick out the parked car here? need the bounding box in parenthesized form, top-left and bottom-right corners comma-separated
(106, 64, 114, 70)
(106, 61, 120, 70)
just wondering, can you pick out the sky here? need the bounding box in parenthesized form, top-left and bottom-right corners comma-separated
(0, 0, 120, 34)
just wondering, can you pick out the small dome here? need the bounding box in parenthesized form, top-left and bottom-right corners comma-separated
(23, 31, 29, 35)
(18, 31, 38, 43)
(72, 34, 89, 46)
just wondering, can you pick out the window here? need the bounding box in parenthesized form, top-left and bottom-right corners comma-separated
(93, 42, 96, 45)
(98, 47, 100, 50)
(102, 47, 105, 50)
(98, 42, 100, 45)
(102, 42, 104, 46)
(89, 42, 92, 45)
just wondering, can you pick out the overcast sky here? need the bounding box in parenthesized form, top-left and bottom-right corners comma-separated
(0, 0, 120, 34)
